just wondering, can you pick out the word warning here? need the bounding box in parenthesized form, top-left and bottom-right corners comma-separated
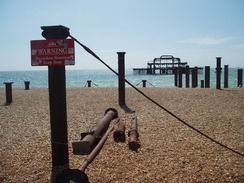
(31, 39, 75, 66)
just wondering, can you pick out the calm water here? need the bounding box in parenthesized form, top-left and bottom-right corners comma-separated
(0, 68, 243, 88)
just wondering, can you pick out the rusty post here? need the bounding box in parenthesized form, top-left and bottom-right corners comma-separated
(41, 25, 69, 168)
(205, 66, 210, 88)
(142, 80, 147, 87)
(72, 108, 118, 155)
(128, 117, 140, 151)
(238, 69, 243, 88)
(216, 57, 222, 89)
(178, 67, 182, 88)
(87, 80, 91, 87)
(224, 65, 228, 88)
(185, 65, 189, 88)
(24, 81, 30, 90)
(117, 52, 126, 106)
(113, 119, 126, 142)
(55, 119, 120, 183)
(4, 82, 13, 104)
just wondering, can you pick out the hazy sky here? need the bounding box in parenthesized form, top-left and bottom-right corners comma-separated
(1, 0, 244, 71)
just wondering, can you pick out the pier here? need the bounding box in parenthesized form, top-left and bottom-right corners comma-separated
(133, 55, 203, 75)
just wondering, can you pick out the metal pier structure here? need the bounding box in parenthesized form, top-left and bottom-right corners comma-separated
(133, 55, 202, 75)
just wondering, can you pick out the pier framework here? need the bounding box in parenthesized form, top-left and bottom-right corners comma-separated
(133, 55, 202, 75)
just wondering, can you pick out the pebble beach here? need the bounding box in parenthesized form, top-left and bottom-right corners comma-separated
(0, 87, 243, 183)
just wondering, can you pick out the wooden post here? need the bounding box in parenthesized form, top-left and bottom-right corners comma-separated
(185, 65, 189, 88)
(224, 65, 228, 88)
(41, 25, 69, 167)
(205, 66, 210, 88)
(216, 57, 222, 89)
(238, 69, 243, 88)
(117, 52, 126, 106)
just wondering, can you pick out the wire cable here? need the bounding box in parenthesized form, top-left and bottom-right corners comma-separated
(69, 34, 244, 157)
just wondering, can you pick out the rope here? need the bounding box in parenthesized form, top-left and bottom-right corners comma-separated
(147, 81, 156, 87)
(69, 34, 244, 157)
(136, 81, 142, 86)
(92, 81, 99, 87)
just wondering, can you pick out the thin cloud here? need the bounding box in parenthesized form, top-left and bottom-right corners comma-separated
(181, 37, 237, 45)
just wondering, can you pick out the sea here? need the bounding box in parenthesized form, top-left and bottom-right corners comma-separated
(0, 68, 243, 88)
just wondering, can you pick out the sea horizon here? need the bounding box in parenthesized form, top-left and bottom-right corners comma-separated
(1, 68, 243, 88)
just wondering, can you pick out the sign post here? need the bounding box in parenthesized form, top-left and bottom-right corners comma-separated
(31, 26, 74, 178)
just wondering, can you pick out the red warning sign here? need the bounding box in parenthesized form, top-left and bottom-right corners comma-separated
(31, 39, 75, 66)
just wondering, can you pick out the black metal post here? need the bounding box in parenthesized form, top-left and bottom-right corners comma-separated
(195, 66, 198, 87)
(224, 65, 228, 88)
(185, 65, 189, 88)
(192, 68, 197, 88)
(4, 82, 13, 104)
(24, 81, 30, 90)
(216, 57, 222, 89)
(238, 69, 243, 88)
(201, 80, 204, 88)
(178, 67, 182, 88)
(174, 67, 178, 87)
(117, 52, 126, 106)
(87, 80, 91, 87)
(142, 80, 147, 87)
(205, 66, 210, 88)
(41, 25, 69, 167)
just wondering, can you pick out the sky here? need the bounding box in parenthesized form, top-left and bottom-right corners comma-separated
(0, 0, 244, 71)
